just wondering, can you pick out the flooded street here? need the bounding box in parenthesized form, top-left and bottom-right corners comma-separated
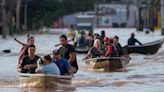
(0, 29, 164, 92)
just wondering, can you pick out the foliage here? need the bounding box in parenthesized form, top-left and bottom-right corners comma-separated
(25, 0, 95, 28)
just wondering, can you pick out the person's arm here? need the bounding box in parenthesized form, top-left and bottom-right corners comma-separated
(14, 38, 28, 46)
(18, 46, 28, 65)
(83, 50, 91, 60)
(135, 39, 142, 45)
(35, 68, 43, 73)
(68, 52, 76, 64)
(17, 58, 25, 72)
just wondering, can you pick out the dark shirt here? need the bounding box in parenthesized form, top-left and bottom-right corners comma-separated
(90, 47, 102, 58)
(20, 55, 40, 73)
(110, 45, 119, 57)
(52, 58, 71, 75)
(78, 36, 85, 46)
(115, 43, 123, 56)
(128, 37, 142, 46)
(58, 44, 78, 70)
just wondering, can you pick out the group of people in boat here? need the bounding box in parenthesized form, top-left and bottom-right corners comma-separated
(15, 30, 142, 76)
(16, 35, 78, 76)
(79, 31, 142, 59)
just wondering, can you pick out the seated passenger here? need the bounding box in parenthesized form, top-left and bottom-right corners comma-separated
(83, 39, 103, 59)
(18, 45, 40, 73)
(52, 49, 73, 75)
(113, 35, 123, 56)
(77, 31, 86, 47)
(103, 37, 119, 57)
(35, 55, 60, 75)
(85, 32, 93, 47)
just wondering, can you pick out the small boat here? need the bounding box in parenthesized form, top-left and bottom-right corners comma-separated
(75, 46, 90, 53)
(125, 38, 164, 55)
(84, 57, 130, 71)
(19, 73, 72, 88)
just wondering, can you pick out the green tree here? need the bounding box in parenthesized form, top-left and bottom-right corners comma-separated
(25, 0, 95, 30)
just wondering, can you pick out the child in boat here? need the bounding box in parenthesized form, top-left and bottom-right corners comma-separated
(52, 49, 73, 75)
(83, 39, 103, 59)
(35, 55, 60, 75)
(15, 35, 35, 67)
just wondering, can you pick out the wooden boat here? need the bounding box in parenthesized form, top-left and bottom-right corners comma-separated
(19, 73, 72, 88)
(84, 57, 130, 71)
(75, 46, 90, 53)
(125, 38, 164, 55)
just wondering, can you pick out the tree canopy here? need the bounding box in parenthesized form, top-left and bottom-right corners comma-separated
(25, 0, 95, 28)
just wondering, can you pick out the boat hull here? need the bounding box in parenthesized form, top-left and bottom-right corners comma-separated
(126, 38, 164, 55)
(19, 73, 72, 88)
(84, 57, 130, 71)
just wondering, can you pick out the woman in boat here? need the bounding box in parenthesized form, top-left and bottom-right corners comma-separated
(52, 49, 73, 75)
(35, 55, 60, 75)
(103, 37, 119, 57)
(128, 33, 142, 46)
(113, 35, 123, 57)
(83, 39, 103, 59)
(15, 36, 35, 66)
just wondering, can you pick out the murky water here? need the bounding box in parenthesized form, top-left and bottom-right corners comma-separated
(1, 29, 164, 92)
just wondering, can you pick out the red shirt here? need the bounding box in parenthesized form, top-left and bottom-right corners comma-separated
(104, 45, 113, 57)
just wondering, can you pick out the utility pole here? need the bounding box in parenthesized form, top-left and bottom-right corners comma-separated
(95, 0, 99, 28)
(24, 0, 27, 32)
(16, 0, 21, 33)
(2, 0, 7, 38)
(161, 0, 164, 35)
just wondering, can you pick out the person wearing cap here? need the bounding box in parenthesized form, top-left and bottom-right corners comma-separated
(35, 55, 60, 75)
(128, 33, 142, 46)
(52, 49, 73, 75)
(58, 35, 78, 74)
(83, 39, 103, 59)
(103, 37, 119, 57)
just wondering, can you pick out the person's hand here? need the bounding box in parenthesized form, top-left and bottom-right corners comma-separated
(24, 65, 31, 69)
(14, 38, 17, 41)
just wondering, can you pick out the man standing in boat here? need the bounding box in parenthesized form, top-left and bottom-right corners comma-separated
(58, 35, 78, 74)
(128, 33, 142, 46)
(17, 45, 40, 73)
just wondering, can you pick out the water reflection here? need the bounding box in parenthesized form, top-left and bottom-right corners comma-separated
(19, 87, 76, 92)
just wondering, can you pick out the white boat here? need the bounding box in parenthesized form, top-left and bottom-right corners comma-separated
(19, 73, 72, 88)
